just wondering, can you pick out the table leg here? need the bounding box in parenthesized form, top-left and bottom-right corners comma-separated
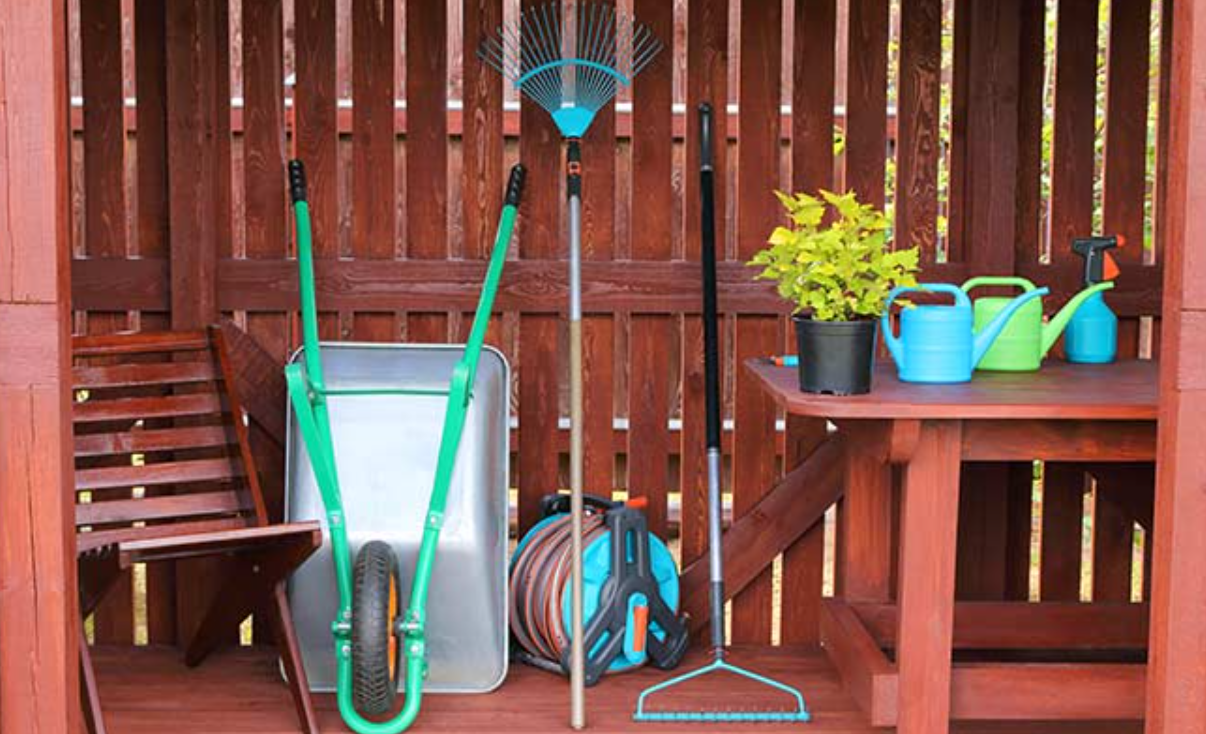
(841, 426, 895, 602)
(896, 420, 962, 734)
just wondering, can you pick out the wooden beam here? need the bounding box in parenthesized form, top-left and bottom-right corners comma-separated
(961, 419, 1158, 461)
(819, 600, 899, 727)
(1148, 0, 1206, 729)
(0, 1, 78, 731)
(854, 601, 1150, 650)
(951, 662, 1145, 720)
(679, 433, 845, 632)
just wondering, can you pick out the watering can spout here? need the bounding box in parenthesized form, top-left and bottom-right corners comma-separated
(972, 287, 1050, 367)
(1040, 281, 1116, 356)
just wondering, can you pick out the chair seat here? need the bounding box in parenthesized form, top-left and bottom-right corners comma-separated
(116, 521, 323, 566)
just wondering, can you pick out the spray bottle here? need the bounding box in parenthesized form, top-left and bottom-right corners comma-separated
(1064, 235, 1122, 363)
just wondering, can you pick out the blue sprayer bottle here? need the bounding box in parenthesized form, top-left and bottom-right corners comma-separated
(1064, 235, 1121, 363)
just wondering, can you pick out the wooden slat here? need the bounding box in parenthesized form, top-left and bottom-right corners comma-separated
(895, 0, 942, 263)
(582, 0, 617, 506)
(73, 360, 216, 390)
(628, 0, 673, 538)
(730, 0, 783, 645)
(680, 0, 729, 574)
(1040, 462, 1087, 601)
(461, 0, 503, 264)
(1104, 0, 1153, 257)
(294, 0, 339, 259)
(73, 392, 224, 424)
(76, 490, 246, 527)
(1015, 0, 1047, 266)
(166, 0, 224, 329)
(781, 0, 838, 645)
(242, 0, 290, 373)
(406, 0, 449, 345)
(956, 463, 1011, 600)
(351, 0, 397, 345)
(1047, 0, 1100, 284)
(961, 419, 1158, 462)
(515, 0, 563, 534)
(73, 329, 210, 357)
(75, 517, 248, 554)
(117, 522, 321, 565)
(74, 425, 235, 459)
(854, 601, 1150, 650)
(950, 662, 1146, 720)
(845, 0, 891, 207)
(76, 457, 244, 493)
(949, 0, 1021, 269)
(80, 0, 127, 264)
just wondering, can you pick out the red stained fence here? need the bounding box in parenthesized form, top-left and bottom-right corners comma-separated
(69, 0, 1167, 646)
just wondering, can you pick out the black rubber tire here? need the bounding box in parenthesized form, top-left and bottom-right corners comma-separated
(351, 540, 402, 716)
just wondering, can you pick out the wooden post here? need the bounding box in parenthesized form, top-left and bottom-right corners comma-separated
(0, 1, 79, 731)
(1146, 0, 1206, 731)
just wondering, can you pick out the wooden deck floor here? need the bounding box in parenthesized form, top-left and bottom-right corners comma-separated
(94, 645, 1143, 734)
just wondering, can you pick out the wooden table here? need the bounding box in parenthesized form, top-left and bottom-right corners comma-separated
(748, 359, 1159, 734)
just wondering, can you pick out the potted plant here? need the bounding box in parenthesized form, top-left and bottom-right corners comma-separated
(750, 190, 920, 395)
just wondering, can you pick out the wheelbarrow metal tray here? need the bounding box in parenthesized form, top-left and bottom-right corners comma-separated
(286, 342, 510, 693)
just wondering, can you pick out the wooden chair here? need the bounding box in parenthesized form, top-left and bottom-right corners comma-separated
(73, 327, 322, 734)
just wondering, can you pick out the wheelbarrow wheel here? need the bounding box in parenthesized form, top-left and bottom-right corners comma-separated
(352, 540, 403, 716)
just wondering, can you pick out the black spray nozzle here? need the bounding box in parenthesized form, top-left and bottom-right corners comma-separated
(505, 164, 526, 208)
(1072, 235, 1121, 285)
(698, 103, 714, 170)
(287, 160, 307, 204)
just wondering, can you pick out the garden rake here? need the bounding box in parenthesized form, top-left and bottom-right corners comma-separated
(633, 104, 811, 724)
(478, 3, 662, 729)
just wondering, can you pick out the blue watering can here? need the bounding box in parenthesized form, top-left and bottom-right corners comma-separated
(881, 283, 1050, 384)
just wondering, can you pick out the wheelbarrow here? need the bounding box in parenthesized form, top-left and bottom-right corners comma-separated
(284, 160, 525, 733)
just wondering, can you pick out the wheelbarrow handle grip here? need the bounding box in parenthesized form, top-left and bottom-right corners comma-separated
(505, 164, 526, 208)
(288, 159, 307, 204)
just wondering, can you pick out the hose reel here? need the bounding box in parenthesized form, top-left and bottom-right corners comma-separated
(510, 495, 689, 684)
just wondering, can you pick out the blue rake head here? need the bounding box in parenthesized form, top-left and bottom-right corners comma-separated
(633, 657, 811, 724)
(477, 1, 663, 138)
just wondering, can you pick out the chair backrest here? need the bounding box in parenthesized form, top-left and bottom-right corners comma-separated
(72, 327, 270, 553)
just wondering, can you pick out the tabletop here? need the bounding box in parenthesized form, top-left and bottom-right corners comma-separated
(747, 359, 1159, 421)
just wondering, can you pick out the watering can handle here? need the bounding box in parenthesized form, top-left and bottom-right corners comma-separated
(961, 276, 1036, 294)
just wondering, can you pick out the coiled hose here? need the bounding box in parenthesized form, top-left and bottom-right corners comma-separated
(510, 509, 609, 671)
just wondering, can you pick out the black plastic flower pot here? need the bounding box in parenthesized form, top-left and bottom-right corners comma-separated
(793, 315, 876, 395)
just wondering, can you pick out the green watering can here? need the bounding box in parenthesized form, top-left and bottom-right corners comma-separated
(960, 276, 1116, 371)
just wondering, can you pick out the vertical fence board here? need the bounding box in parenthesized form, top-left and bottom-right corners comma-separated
(81, 0, 133, 645)
(1049, 0, 1099, 274)
(244, 0, 289, 367)
(845, 0, 890, 207)
(352, 0, 397, 343)
(165, 0, 227, 647)
(731, 0, 782, 645)
(516, 0, 562, 533)
(296, 0, 339, 258)
(406, 0, 449, 344)
(629, 0, 674, 538)
(780, 0, 837, 645)
(1015, 0, 1046, 264)
(134, 0, 177, 644)
(681, 0, 729, 573)
(896, 0, 941, 261)
(1040, 463, 1086, 601)
(582, 0, 617, 503)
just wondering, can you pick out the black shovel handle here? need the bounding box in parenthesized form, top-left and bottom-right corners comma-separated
(698, 104, 721, 452)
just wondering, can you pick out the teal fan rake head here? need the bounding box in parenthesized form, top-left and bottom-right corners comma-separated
(633, 657, 811, 723)
(477, 1, 663, 138)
